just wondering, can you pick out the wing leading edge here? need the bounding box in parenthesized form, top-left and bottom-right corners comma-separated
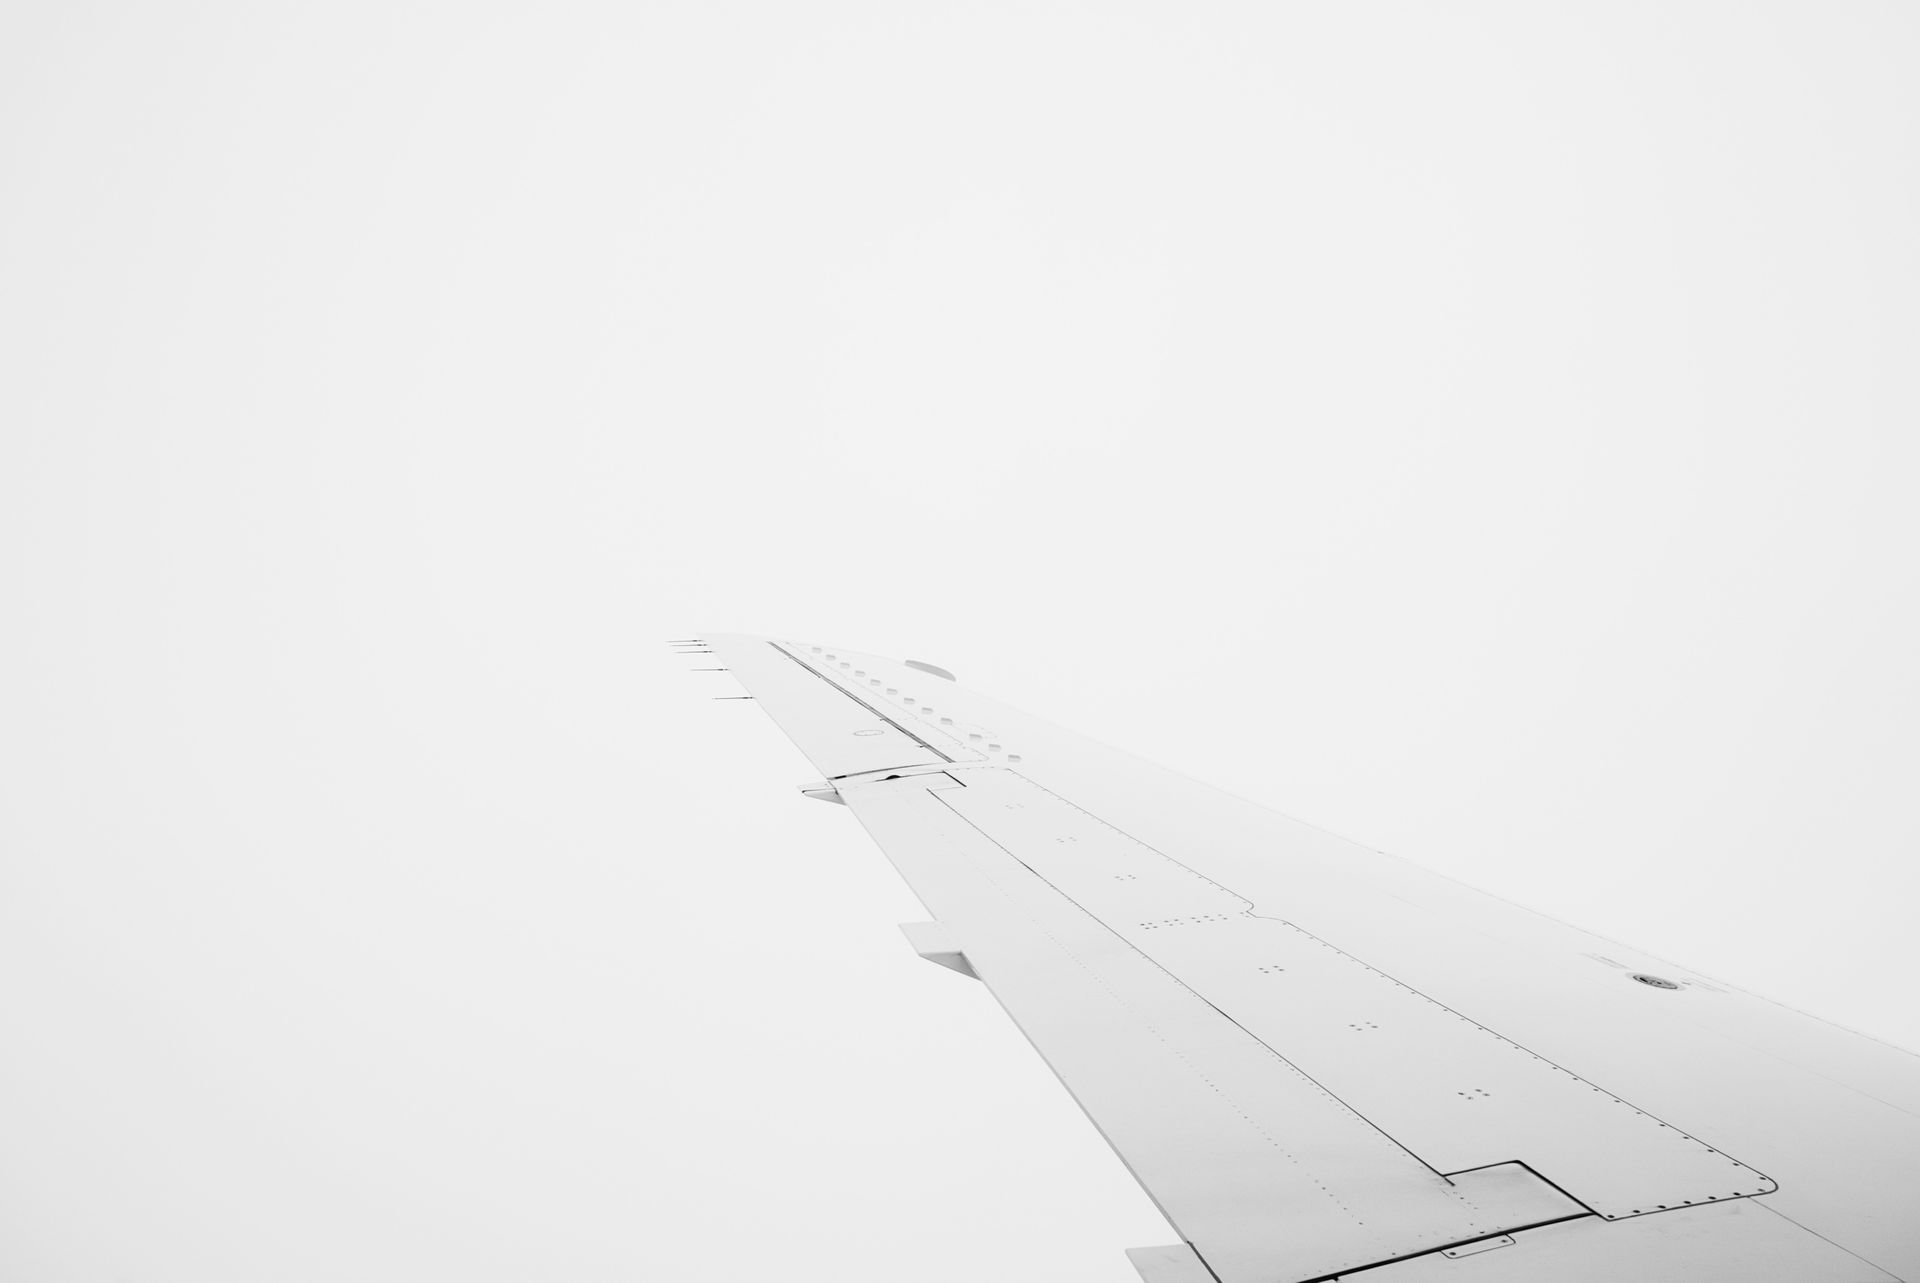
(692, 635, 1920, 1283)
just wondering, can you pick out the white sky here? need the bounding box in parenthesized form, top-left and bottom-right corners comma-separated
(4, 4, 1918, 1281)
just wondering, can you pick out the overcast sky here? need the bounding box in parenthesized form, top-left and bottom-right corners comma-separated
(5, 4, 1919, 1281)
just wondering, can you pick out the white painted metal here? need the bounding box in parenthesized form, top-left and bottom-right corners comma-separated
(1126, 1242, 1216, 1283)
(1348, 1200, 1899, 1281)
(710, 640, 964, 779)
(898, 920, 977, 979)
(845, 769, 1585, 1282)
(695, 635, 1920, 1282)
(931, 768, 1769, 1219)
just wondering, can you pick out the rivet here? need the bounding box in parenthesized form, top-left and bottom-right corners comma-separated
(1007, 754, 1022, 762)
(886, 687, 897, 695)
(940, 717, 953, 725)
(969, 733, 982, 741)
(988, 743, 1001, 751)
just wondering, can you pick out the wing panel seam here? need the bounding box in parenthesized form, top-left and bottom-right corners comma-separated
(765, 641, 954, 764)
(978, 770, 1778, 1211)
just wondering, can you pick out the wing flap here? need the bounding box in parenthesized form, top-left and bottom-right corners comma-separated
(841, 767, 1588, 1283)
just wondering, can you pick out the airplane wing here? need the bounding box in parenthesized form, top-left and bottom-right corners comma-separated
(685, 634, 1920, 1282)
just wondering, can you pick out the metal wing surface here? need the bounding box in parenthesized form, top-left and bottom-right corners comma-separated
(690, 634, 1920, 1283)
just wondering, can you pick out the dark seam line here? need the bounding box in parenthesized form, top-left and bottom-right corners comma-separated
(1174, 1245, 1227, 1283)
(1745, 1202, 1904, 1280)
(924, 788, 1451, 1184)
(1002, 771, 1776, 1203)
(766, 642, 954, 763)
(1298, 1213, 1593, 1283)
(1441, 1160, 1598, 1217)
(830, 766, 966, 786)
